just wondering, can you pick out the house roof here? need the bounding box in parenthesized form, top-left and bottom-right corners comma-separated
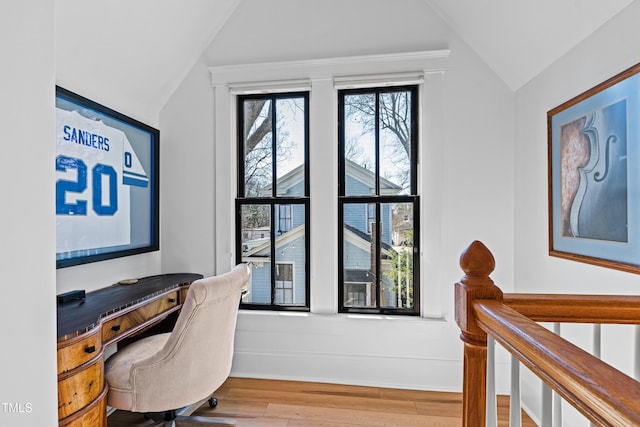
(243, 224, 305, 257)
(344, 269, 375, 284)
(243, 222, 394, 259)
(271, 160, 402, 196)
(344, 223, 394, 256)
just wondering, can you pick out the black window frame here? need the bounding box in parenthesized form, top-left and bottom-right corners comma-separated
(337, 85, 420, 315)
(236, 92, 311, 311)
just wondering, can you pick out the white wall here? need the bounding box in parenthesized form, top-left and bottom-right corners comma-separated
(0, 3, 57, 426)
(159, 60, 216, 276)
(161, 0, 515, 392)
(56, 253, 162, 294)
(55, 15, 164, 294)
(514, 2, 640, 425)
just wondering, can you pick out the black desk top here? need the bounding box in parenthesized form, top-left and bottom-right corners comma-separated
(56, 273, 203, 342)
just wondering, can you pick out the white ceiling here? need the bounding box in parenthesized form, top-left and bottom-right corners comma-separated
(425, 0, 635, 90)
(55, 0, 634, 120)
(55, 0, 241, 122)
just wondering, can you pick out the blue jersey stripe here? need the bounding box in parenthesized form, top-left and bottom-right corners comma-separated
(123, 176, 149, 188)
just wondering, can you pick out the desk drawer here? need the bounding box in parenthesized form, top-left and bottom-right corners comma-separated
(58, 357, 104, 419)
(57, 331, 102, 375)
(101, 291, 179, 343)
(59, 384, 107, 427)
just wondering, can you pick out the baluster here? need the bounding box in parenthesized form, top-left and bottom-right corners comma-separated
(541, 323, 555, 427)
(486, 336, 497, 427)
(534, 323, 565, 426)
(552, 323, 562, 427)
(455, 241, 503, 427)
(589, 324, 601, 427)
(634, 325, 640, 380)
(592, 323, 601, 358)
(541, 383, 552, 427)
(509, 355, 521, 427)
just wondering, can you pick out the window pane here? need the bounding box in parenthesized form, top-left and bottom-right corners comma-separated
(275, 205, 306, 306)
(343, 203, 376, 308)
(276, 97, 306, 196)
(243, 99, 272, 197)
(379, 91, 411, 195)
(381, 202, 415, 309)
(239, 204, 271, 304)
(275, 263, 294, 304)
(344, 94, 375, 196)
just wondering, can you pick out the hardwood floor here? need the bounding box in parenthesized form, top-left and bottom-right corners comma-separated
(107, 377, 537, 426)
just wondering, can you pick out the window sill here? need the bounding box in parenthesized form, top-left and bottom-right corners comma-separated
(238, 309, 446, 323)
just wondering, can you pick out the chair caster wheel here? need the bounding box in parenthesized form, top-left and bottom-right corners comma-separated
(208, 397, 218, 408)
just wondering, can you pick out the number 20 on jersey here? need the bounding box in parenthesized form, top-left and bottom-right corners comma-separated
(56, 155, 118, 216)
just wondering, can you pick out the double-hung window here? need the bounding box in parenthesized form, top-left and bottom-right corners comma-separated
(338, 85, 420, 315)
(236, 92, 310, 310)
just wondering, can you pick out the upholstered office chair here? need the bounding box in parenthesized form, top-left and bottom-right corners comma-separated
(104, 264, 250, 426)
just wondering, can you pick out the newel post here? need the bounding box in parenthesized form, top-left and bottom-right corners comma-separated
(455, 241, 503, 427)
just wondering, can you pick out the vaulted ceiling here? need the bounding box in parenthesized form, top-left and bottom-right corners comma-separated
(55, 0, 241, 121)
(424, 0, 635, 90)
(55, 0, 634, 120)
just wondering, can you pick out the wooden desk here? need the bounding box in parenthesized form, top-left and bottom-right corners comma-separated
(56, 273, 203, 427)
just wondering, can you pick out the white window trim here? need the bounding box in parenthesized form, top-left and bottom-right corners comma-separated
(211, 50, 449, 317)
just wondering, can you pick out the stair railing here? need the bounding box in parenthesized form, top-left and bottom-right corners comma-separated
(455, 240, 640, 427)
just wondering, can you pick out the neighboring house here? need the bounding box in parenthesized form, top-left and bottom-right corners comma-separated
(242, 160, 407, 307)
(392, 202, 413, 246)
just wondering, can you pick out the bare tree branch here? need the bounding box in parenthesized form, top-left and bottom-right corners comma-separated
(244, 100, 273, 153)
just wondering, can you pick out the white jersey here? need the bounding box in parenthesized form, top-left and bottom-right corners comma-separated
(56, 108, 148, 254)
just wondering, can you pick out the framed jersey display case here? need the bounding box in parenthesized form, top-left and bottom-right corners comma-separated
(55, 86, 159, 268)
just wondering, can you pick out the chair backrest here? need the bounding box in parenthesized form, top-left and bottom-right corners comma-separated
(129, 264, 250, 410)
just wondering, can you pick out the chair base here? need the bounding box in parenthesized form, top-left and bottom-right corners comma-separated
(148, 414, 236, 426)
(141, 396, 236, 426)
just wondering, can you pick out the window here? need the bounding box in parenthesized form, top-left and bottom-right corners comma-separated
(214, 51, 449, 318)
(236, 92, 310, 310)
(277, 204, 292, 234)
(344, 282, 369, 307)
(275, 263, 294, 304)
(338, 86, 419, 314)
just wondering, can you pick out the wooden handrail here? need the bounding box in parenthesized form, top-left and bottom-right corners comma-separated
(504, 293, 640, 324)
(475, 299, 640, 427)
(455, 241, 640, 427)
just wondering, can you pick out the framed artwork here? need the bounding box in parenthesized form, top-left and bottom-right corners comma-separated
(548, 62, 640, 273)
(56, 86, 160, 268)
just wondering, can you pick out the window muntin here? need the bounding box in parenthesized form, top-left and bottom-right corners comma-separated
(338, 86, 419, 315)
(237, 92, 310, 311)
